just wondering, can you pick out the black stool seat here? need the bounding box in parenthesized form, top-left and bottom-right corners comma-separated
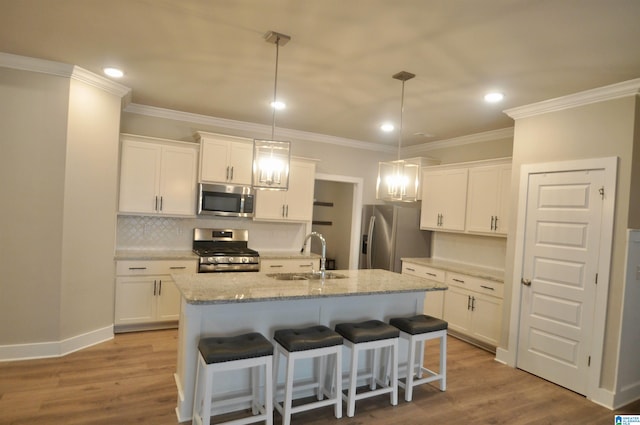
(335, 320, 400, 343)
(274, 325, 343, 352)
(198, 332, 273, 364)
(390, 314, 448, 335)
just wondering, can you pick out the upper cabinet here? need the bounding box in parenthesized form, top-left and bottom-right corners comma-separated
(465, 164, 511, 235)
(254, 159, 316, 222)
(420, 168, 468, 231)
(118, 135, 198, 216)
(197, 132, 253, 185)
(420, 158, 511, 237)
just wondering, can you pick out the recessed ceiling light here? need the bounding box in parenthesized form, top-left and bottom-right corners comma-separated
(271, 101, 286, 110)
(484, 92, 504, 103)
(103, 67, 124, 78)
(380, 123, 394, 132)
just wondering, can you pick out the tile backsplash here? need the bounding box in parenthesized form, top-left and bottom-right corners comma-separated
(116, 215, 309, 252)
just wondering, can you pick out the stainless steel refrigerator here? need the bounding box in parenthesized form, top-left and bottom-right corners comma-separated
(359, 204, 431, 272)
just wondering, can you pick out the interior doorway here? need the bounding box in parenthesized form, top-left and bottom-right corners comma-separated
(310, 174, 363, 270)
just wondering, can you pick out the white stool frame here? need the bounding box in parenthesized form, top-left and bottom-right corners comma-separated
(272, 341, 342, 425)
(341, 337, 398, 417)
(192, 352, 273, 425)
(398, 328, 446, 402)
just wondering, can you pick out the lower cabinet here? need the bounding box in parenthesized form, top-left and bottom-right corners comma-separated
(115, 259, 197, 331)
(260, 258, 320, 273)
(402, 261, 503, 349)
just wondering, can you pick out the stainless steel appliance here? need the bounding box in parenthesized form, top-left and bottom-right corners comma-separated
(359, 204, 431, 272)
(197, 183, 255, 218)
(193, 228, 260, 273)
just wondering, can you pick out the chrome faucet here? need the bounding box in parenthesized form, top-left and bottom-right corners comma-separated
(301, 232, 326, 278)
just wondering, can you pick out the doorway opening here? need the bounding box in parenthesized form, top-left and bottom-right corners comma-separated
(310, 174, 363, 270)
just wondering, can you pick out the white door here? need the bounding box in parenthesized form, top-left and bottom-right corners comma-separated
(517, 169, 604, 395)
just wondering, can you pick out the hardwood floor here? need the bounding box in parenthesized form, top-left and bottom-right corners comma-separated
(1, 329, 638, 424)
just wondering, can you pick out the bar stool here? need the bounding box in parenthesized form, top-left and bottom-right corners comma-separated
(334, 320, 399, 417)
(273, 325, 343, 425)
(192, 332, 274, 425)
(389, 314, 448, 402)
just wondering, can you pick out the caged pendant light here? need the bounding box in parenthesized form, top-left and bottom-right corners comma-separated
(252, 30, 292, 190)
(376, 71, 424, 202)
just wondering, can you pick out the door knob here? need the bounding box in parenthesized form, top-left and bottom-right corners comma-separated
(521, 278, 532, 286)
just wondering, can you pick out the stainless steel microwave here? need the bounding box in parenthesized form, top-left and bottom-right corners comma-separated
(197, 183, 255, 218)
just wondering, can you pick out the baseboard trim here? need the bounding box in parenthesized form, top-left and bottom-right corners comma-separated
(0, 325, 114, 362)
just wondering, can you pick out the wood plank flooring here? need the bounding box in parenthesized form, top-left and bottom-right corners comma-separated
(1, 329, 638, 424)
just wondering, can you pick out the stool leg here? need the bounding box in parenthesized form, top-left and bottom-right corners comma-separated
(202, 360, 214, 425)
(405, 335, 416, 402)
(390, 340, 398, 406)
(346, 343, 358, 417)
(192, 356, 203, 425)
(251, 365, 259, 415)
(282, 353, 295, 425)
(440, 334, 447, 391)
(370, 346, 378, 390)
(316, 355, 325, 400)
(417, 338, 426, 379)
(265, 357, 274, 425)
(334, 348, 343, 419)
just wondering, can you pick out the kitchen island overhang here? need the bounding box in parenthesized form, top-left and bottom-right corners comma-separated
(172, 269, 446, 422)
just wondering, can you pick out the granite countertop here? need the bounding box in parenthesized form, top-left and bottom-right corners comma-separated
(401, 257, 504, 282)
(115, 250, 199, 261)
(173, 269, 447, 305)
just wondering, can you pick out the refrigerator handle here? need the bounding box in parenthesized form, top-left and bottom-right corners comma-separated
(367, 215, 376, 269)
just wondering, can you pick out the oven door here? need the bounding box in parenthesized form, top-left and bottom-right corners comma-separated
(198, 183, 254, 217)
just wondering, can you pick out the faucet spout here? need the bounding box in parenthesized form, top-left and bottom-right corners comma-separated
(301, 232, 327, 278)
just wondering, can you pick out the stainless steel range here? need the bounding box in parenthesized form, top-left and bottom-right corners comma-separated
(193, 228, 260, 273)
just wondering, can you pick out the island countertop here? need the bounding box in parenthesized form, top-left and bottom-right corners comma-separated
(173, 268, 447, 305)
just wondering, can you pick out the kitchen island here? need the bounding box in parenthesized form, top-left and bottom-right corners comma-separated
(172, 269, 447, 422)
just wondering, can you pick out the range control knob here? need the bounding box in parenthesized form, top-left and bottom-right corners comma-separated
(227, 257, 234, 263)
(241, 257, 248, 263)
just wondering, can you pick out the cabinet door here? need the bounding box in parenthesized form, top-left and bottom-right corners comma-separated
(119, 141, 161, 214)
(424, 291, 445, 319)
(156, 279, 182, 321)
(420, 168, 468, 231)
(199, 138, 231, 183)
(228, 142, 254, 185)
(285, 160, 316, 221)
(470, 292, 502, 346)
(115, 277, 156, 325)
(443, 285, 472, 334)
(254, 189, 286, 220)
(158, 145, 198, 216)
(465, 164, 511, 235)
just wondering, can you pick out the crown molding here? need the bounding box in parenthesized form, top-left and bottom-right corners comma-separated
(504, 78, 640, 119)
(0, 52, 131, 98)
(402, 127, 514, 156)
(124, 103, 397, 154)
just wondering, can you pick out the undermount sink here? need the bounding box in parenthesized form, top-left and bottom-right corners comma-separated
(266, 272, 348, 281)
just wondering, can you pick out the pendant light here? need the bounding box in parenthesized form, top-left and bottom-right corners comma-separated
(376, 71, 423, 202)
(252, 30, 292, 190)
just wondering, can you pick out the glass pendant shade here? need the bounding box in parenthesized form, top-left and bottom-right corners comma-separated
(252, 139, 291, 190)
(377, 158, 421, 201)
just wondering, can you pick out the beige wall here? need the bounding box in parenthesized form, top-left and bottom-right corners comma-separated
(0, 67, 122, 346)
(0, 68, 69, 343)
(504, 96, 638, 390)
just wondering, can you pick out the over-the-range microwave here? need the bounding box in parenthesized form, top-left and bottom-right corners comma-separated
(197, 183, 255, 218)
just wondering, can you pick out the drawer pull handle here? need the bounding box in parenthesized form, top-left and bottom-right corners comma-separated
(128, 267, 147, 270)
(406, 267, 416, 272)
(452, 278, 465, 283)
(270, 265, 283, 268)
(426, 272, 437, 277)
(480, 285, 495, 291)
(299, 263, 313, 267)
(170, 266, 187, 270)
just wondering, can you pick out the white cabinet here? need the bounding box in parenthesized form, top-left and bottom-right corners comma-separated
(118, 135, 198, 216)
(465, 164, 511, 235)
(198, 132, 253, 185)
(115, 259, 197, 331)
(401, 262, 445, 319)
(254, 159, 316, 222)
(420, 168, 468, 231)
(260, 258, 320, 273)
(442, 272, 503, 347)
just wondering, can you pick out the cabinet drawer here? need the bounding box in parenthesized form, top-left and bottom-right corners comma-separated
(260, 258, 320, 273)
(116, 260, 197, 276)
(402, 263, 445, 282)
(446, 272, 503, 298)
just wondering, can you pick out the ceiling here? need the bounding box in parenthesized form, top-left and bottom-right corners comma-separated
(1, 0, 640, 148)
